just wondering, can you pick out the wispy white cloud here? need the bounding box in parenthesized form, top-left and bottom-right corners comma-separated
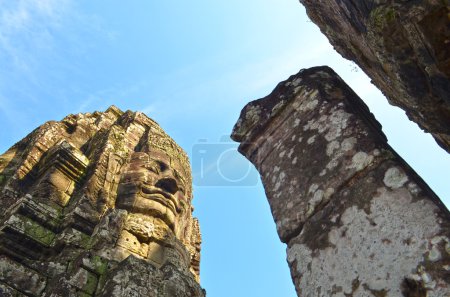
(141, 104, 156, 115)
(73, 79, 155, 114)
(0, 0, 69, 60)
(2, 0, 65, 26)
(0, 0, 117, 114)
(136, 37, 331, 123)
(0, 0, 118, 150)
(0, 0, 71, 134)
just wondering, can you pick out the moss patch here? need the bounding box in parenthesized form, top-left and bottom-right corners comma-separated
(9, 214, 56, 246)
(82, 270, 99, 295)
(0, 174, 6, 187)
(89, 255, 108, 275)
(370, 6, 396, 31)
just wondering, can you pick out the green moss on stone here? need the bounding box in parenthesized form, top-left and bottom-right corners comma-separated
(6, 214, 56, 246)
(21, 215, 56, 246)
(370, 6, 396, 31)
(96, 274, 107, 295)
(82, 270, 99, 295)
(78, 232, 93, 249)
(91, 256, 108, 275)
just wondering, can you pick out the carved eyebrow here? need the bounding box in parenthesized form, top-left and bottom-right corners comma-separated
(144, 160, 169, 173)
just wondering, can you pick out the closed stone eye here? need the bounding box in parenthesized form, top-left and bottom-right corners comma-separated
(145, 161, 160, 174)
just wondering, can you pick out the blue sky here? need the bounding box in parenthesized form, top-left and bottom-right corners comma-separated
(0, 1, 449, 296)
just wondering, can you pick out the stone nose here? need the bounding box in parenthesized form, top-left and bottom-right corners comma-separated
(155, 177, 178, 195)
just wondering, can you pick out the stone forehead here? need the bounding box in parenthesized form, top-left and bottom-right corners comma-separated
(128, 151, 190, 185)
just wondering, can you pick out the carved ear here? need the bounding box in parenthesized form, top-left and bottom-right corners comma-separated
(188, 217, 201, 281)
(30, 141, 89, 207)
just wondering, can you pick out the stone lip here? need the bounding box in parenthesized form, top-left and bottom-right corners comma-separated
(298, 1, 450, 153)
(231, 66, 386, 148)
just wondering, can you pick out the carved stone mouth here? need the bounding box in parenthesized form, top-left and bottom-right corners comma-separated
(140, 185, 179, 214)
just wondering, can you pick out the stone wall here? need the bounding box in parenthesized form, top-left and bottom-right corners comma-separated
(298, 0, 450, 153)
(232, 66, 450, 296)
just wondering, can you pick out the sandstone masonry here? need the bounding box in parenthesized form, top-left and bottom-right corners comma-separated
(232, 66, 450, 296)
(0, 106, 204, 297)
(298, 0, 450, 153)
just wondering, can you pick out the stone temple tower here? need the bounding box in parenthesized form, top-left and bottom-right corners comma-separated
(0, 106, 204, 296)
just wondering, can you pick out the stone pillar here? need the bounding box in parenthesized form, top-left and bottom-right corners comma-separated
(231, 66, 450, 296)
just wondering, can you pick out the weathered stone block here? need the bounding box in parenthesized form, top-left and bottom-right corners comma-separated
(3, 214, 56, 246)
(0, 256, 47, 296)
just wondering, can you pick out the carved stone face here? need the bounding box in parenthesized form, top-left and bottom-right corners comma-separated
(0, 107, 203, 296)
(116, 151, 190, 235)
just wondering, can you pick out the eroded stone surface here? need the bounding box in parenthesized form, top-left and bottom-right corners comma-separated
(298, 0, 450, 153)
(232, 67, 450, 296)
(0, 106, 204, 296)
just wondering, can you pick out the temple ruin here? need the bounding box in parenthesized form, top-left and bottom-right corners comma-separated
(0, 1, 449, 296)
(0, 106, 204, 296)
